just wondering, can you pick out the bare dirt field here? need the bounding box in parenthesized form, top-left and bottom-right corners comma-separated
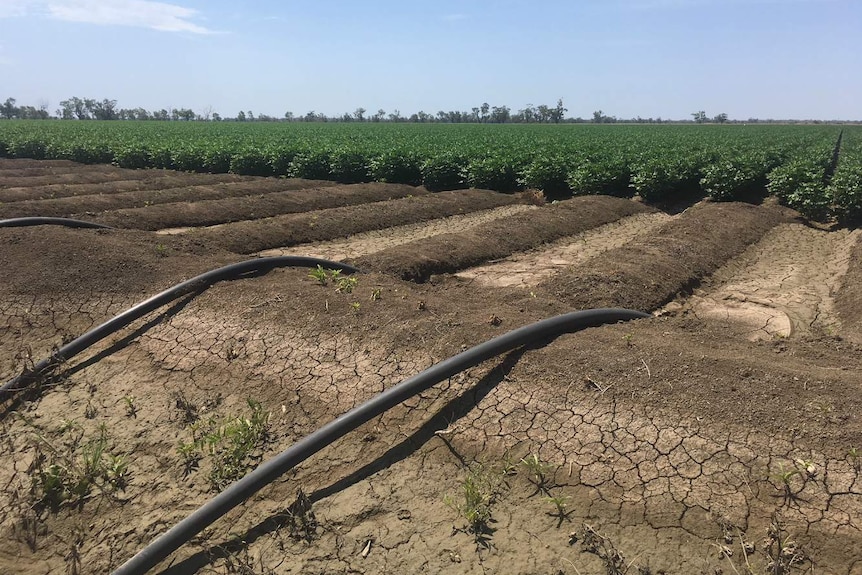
(1, 159, 860, 575)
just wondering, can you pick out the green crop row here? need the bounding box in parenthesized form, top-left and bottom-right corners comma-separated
(0, 121, 855, 222)
(828, 129, 862, 225)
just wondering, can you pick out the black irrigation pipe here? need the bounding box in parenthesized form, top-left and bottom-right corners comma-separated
(113, 307, 649, 575)
(0, 216, 114, 229)
(0, 256, 360, 405)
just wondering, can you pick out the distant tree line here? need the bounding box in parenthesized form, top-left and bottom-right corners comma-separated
(1, 96, 856, 124)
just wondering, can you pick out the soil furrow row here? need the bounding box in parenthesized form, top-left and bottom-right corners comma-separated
(0, 164, 133, 179)
(678, 223, 861, 340)
(0, 173, 257, 203)
(539, 201, 798, 312)
(356, 196, 655, 282)
(0, 170, 177, 188)
(257, 204, 538, 260)
(0, 179, 338, 218)
(88, 183, 427, 230)
(455, 211, 675, 287)
(193, 189, 523, 254)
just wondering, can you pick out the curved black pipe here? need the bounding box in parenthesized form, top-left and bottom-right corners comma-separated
(113, 307, 649, 575)
(0, 217, 114, 229)
(0, 257, 361, 404)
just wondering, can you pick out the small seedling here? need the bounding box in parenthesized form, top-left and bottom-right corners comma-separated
(351, 301, 361, 312)
(370, 288, 382, 301)
(770, 463, 802, 505)
(155, 243, 168, 257)
(308, 265, 328, 285)
(104, 454, 130, 491)
(848, 446, 860, 471)
(545, 492, 573, 527)
(335, 276, 358, 294)
(179, 399, 271, 491)
(28, 423, 130, 511)
(122, 396, 138, 418)
(444, 467, 496, 545)
(177, 441, 201, 476)
(521, 454, 555, 493)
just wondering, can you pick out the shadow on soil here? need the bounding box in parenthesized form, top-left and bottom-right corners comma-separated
(156, 347, 530, 575)
(0, 291, 201, 420)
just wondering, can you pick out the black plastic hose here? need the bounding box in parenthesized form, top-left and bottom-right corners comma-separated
(0, 217, 114, 229)
(113, 307, 649, 575)
(0, 257, 360, 404)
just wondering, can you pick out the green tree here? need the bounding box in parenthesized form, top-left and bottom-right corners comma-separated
(1, 98, 17, 119)
(550, 98, 567, 123)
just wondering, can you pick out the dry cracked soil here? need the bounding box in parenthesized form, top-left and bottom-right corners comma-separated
(1, 158, 861, 575)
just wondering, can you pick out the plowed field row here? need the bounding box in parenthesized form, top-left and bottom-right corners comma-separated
(2, 160, 861, 575)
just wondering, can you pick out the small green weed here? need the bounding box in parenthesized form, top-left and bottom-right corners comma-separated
(309, 266, 358, 292)
(122, 395, 138, 418)
(335, 276, 358, 294)
(28, 422, 130, 511)
(180, 399, 271, 491)
(545, 492, 573, 527)
(444, 466, 498, 545)
(848, 446, 860, 471)
(521, 453, 555, 492)
(770, 462, 803, 506)
(308, 265, 328, 285)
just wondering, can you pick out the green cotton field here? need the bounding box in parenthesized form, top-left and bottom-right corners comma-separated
(1, 121, 860, 223)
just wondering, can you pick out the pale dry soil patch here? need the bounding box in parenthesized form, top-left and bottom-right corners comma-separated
(255, 204, 538, 260)
(672, 223, 862, 340)
(456, 212, 673, 288)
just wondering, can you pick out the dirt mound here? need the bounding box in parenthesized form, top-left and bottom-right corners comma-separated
(0, 226, 234, 296)
(457, 211, 674, 287)
(196, 189, 523, 254)
(0, 173, 254, 203)
(89, 183, 425, 230)
(259, 204, 538, 261)
(0, 179, 337, 218)
(358, 196, 654, 281)
(540, 201, 797, 311)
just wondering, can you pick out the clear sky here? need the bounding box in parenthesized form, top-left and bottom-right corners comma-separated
(0, 0, 858, 121)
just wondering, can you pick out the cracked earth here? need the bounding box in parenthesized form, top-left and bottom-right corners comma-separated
(0, 159, 860, 575)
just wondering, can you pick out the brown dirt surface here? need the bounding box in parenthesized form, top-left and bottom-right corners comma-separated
(836, 230, 862, 343)
(0, 173, 256, 203)
(88, 183, 426, 230)
(457, 211, 674, 287)
(0, 159, 81, 169)
(539, 201, 799, 312)
(356, 196, 656, 281)
(258, 204, 538, 261)
(1, 160, 861, 575)
(195, 188, 524, 254)
(0, 179, 338, 218)
(0, 164, 131, 179)
(677, 223, 861, 340)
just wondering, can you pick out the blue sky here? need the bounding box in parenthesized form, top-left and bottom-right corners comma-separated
(0, 0, 858, 120)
